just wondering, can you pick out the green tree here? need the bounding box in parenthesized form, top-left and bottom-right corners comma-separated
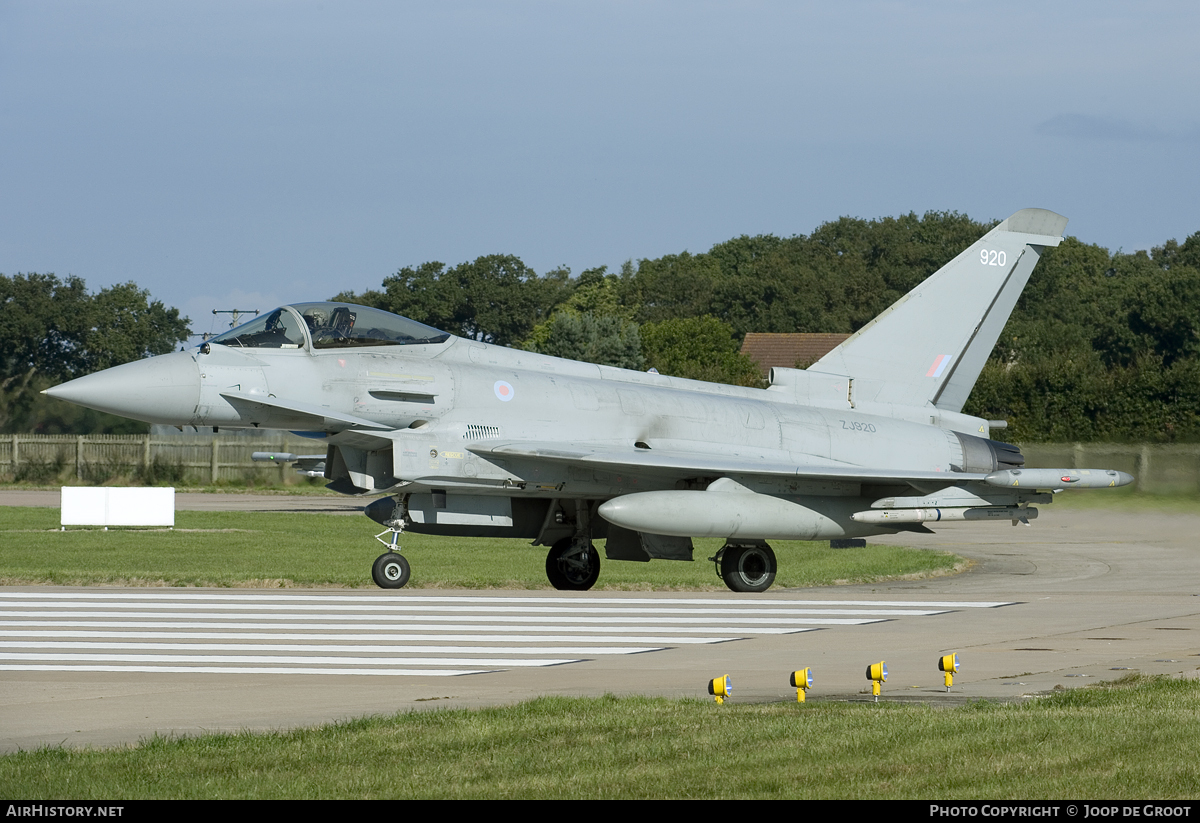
(0, 273, 189, 433)
(527, 311, 644, 370)
(624, 211, 992, 338)
(336, 256, 572, 347)
(0, 273, 92, 382)
(641, 316, 761, 387)
(559, 265, 635, 319)
(627, 252, 722, 325)
(520, 263, 641, 362)
(84, 282, 192, 373)
(1151, 231, 1200, 271)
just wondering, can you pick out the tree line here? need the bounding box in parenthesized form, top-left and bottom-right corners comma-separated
(0, 274, 188, 433)
(6, 210, 1200, 441)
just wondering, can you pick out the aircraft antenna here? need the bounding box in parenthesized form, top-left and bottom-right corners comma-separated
(212, 308, 260, 329)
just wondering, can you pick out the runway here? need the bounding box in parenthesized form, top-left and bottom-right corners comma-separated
(2, 499, 1200, 753)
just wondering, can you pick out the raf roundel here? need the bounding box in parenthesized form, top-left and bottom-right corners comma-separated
(494, 380, 515, 402)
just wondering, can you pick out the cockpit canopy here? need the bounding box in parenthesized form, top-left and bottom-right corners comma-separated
(208, 302, 452, 350)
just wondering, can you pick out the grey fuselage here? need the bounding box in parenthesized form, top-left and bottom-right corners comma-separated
(156, 318, 1014, 542)
(44, 211, 1133, 562)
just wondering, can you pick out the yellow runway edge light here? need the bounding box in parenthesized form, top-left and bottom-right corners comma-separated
(866, 660, 887, 701)
(790, 668, 813, 703)
(938, 653, 960, 691)
(708, 674, 731, 704)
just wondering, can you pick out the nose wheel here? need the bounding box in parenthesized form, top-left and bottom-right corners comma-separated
(372, 551, 411, 589)
(371, 523, 411, 589)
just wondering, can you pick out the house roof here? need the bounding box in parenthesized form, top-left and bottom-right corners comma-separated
(739, 332, 851, 374)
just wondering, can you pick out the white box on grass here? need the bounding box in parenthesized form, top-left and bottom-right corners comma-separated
(60, 487, 175, 528)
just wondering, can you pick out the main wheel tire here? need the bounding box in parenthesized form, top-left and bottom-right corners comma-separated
(372, 552, 411, 589)
(546, 538, 601, 591)
(719, 543, 777, 593)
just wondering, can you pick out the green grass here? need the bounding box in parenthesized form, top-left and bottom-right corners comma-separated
(3, 676, 1198, 798)
(0, 506, 963, 590)
(1048, 486, 1200, 513)
(2, 478, 338, 494)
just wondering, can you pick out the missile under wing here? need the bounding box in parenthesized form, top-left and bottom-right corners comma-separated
(44, 208, 1133, 592)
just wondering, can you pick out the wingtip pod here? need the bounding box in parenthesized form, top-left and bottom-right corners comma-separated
(984, 469, 1134, 490)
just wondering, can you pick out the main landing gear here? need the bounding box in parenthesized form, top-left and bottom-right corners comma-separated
(711, 541, 777, 593)
(545, 537, 601, 591)
(544, 499, 601, 591)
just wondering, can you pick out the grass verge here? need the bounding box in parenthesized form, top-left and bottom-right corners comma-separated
(3, 676, 1198, 799)
(0, 480, 339, 495)
(0, 507, 963, 590)
(1047, 487, 1200, 513)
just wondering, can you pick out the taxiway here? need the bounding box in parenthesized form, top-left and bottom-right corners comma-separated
(2, 493, 1198, 753)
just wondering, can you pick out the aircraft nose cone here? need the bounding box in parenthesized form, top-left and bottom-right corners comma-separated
(43, 351, 201, 425)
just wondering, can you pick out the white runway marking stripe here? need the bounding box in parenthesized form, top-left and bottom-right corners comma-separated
(0, 641, 662, 655)
(1, 630, 736, 645)
(0, 620, 812, 635)
(0, 665, 489, 677)
(0, 591, 980, 677)
(0, 593, 1016, 608)
(0, 602, 945, 614)
(0, 610, 889, 625)
(0, 652, 579, 667)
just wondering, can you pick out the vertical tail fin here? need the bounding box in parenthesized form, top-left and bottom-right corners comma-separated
(807, 208, 1067, 413)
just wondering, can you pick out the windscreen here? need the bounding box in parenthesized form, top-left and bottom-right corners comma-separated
(208, 308, 306, 349)
(291, 302, 452, 349)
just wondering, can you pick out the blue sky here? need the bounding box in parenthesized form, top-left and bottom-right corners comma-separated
(2, 1, 1197, 339)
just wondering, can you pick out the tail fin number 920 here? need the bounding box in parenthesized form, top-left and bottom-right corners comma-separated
(981, 249, 1007, 266)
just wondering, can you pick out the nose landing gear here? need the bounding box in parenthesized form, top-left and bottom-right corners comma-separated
(371, 497, 411, 589)
(372, 550, 411, 589)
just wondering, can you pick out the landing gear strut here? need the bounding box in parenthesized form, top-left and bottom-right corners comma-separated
(371, 496, 411, 590)
(712, 541, 777, 593)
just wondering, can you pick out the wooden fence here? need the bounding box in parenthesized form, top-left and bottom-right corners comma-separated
(1019, 443, 1200, 494)
(0, 434, 323, 485)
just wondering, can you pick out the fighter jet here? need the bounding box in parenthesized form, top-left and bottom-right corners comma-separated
(44, 208, 1132, 592)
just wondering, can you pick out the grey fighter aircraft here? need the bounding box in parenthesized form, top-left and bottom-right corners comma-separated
(45, 208, 1132, 592)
